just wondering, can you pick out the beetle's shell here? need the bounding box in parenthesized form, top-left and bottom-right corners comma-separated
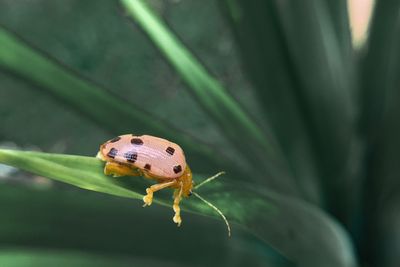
(99, 134, 186, 179)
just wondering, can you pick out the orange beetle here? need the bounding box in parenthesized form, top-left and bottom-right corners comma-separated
(97, 134, 192, 226)
(97, 134, 230, 235)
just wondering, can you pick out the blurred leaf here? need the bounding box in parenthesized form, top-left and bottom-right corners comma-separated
(359, 0, 399, 141)
(0, 184, 292, 267)
(271, 0, 357, 218)
(0, 249, 183, 267)
(0, 26, 230, 173)
(120, 0, 299, 196)
(220, 0, 321, 204)
(0, 149, 357, 267)
(368, 1, 400, 217)
(323, 0, 352, 58)
(358, 1, 400, 265)
(372, 200, 400, 267)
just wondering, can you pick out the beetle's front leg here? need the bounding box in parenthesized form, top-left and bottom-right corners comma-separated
(172, 182, 184, 226)
(143, 180, 177, 207)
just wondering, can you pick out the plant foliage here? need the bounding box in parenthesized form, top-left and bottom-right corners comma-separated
(0, 0, 398, 266)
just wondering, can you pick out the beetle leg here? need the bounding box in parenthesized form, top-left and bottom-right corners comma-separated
(143, 180, 177, 207)
(104, 161, 140, 177)
(172, 181, 184, 226)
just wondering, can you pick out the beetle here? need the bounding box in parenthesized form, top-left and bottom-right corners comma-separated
(97, 134, 231, 235)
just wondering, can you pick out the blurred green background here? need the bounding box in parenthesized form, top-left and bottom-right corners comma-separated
(1, 0, 399, 266)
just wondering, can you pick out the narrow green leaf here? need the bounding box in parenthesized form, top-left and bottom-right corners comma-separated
(357, 1, 400, 264)
(120, 0, 298, 196)
(271, 0, 357, 218)
(220, 0, 322, 204)
(0, 249, 178, 267)
(370, 200, 400, 267)
(359, 0, 400, 141)
(0, 150, 141, 200)
(0, 149, 358, 267)
(323, 0, 353, 58)
(0, 26, 229, 174)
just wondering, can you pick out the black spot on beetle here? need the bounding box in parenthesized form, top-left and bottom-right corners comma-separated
(173, 165, 182, 174)
(109, 136, 121, 143)
(107, 148, 118, 158)
(131, 138, 144, 145)
(144, 164, 151, 170)
(166, 146, 175, 155)
(124, 151, 138, 163)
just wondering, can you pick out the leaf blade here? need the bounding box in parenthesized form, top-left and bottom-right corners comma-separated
(219, 0, 322, 204)
(271, 0, 357, 218)
(0, 184, 292, 267)
(357, 1, 400, 264)
(0, 149, 358, 267)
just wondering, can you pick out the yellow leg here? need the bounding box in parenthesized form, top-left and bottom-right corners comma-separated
(173, 182, 183, 226)
(104, 161, 140, 177)
(143, 180, 177, 207)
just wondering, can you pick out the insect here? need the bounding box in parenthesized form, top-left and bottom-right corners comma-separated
(96, 134, 231, 236)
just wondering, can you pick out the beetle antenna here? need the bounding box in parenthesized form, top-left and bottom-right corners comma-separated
(192, 191, 231, 237)
(194, 171, 225, 190)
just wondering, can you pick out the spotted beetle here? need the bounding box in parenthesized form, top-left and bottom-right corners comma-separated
(97, 134, 231, 235)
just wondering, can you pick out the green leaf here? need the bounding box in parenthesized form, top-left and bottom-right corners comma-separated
(370, 200, 400, 267)
(271, 0, 357, 218)
(119, 0, 299, 196)
(0, 249, 176, 267)
(357, 1, 400, 264)
(0, 26, 228, 174)
(0, 184, 292, 267)
(359, 0, 400, 141)
(220, 0, 321, 205)
(0, 149, 358, 267)
(323, 0, 352, 58)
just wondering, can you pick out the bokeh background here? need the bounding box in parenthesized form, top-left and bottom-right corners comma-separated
(3, 0, 400, 267)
